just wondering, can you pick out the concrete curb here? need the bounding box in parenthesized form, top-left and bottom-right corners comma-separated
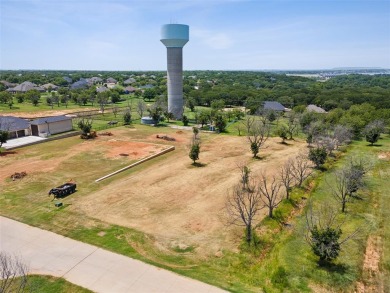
(95, 145, 175, 182)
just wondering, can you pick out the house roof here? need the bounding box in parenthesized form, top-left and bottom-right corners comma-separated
(124, 86, 136, 92)
(0, 81, 17, 88)
(0, 116, 30, 132)
(96, 86, 109, 93)
(42, 83, 59, 90)
(307, 104, 326, 113)
(123, 78, 136, 84)
(7, 81, 44, 92)
(63, 76, 72, 83)
(106, 77, 117, 83)
(71, 79, 89, 89)
(90, 77, 103, 83)
(263, 101, 286, 111)
(30, 115, 72, 125)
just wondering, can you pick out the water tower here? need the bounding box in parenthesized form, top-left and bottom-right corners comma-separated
(160, 24, 189, 119)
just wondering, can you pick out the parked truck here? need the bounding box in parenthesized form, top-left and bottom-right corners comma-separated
(48, 182, 76, 199)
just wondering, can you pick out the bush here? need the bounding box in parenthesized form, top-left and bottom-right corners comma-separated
(182, 115, 189, 126)
(308, 147, 327, 169)
(310, 226, 341, 263)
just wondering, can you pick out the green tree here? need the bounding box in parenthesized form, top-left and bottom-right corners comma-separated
(310, 226, 342, 263)
(0, 130, 9, 150)
(276, 124, 288, 143)
(189, 142, 200, 164)
(308, 147, 327, 169)
(214, 114, 227, 132)
(123, 110, 132, 125)
(143, 88, 156, 102)
(25, 89, 41, 106)
(182, 115, 189, 126)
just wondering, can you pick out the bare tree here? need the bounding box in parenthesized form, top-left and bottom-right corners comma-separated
(305, 203, 360, 263)
(286, 112, 300, 140)
(291, 152, 313, 187)
(329, 169, 350, 213)
(226, 180, 262, 244)
(258, 172, 283, 218)
(234, 123, 244, 136)
(315, 136, 337, 156)
(137, 100, 147, 118)
(245, 117, 270, 158)
(332, 124, 353, 149)
(0, 252, 30, 293)
(280, 159, 295, 199)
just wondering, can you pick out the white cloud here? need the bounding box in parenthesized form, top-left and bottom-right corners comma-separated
(192, 29, 233, 50)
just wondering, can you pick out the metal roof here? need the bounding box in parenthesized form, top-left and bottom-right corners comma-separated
(30, 115, 72, 125)
(0, 116, 30, 131)
(263, 101, 286, 111)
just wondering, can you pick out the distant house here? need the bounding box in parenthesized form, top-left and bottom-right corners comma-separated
(124, 86, 136, 94)
(63, 76, 72, 83)
(306, 104, 326, 113)
(6, 81, 45, 93)
(96, 86, 110, 93)
(42, 83, 59, 91)
(123, 78, 136, 85)
(139, 84, 154, 89)
(263, 101, 286, 112)
(0, 116, 30, 139)
(90, 77, 103, 84)
(30, 115, 72, 137)
(0, 81, 17, 88)
(106, 77, 117, 84)
(71, 79, 89, 90)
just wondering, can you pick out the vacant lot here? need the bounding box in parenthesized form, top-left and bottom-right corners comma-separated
(75, 131, 306, 254)
(1, 125, 305, 256)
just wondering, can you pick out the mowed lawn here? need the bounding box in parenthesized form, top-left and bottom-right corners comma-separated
(1, 126, 389, 292)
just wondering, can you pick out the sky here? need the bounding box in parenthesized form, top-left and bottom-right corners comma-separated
(0, 0, 389, 71)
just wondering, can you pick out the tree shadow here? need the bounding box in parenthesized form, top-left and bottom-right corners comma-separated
(191, 162, 207, 167)
(318, 262, 349, 275)
(0, 151, 17, 157)
(278, 141, 292, 146)
(367, 144, 382, 147)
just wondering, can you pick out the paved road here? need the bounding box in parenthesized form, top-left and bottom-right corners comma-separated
(0, 216, 227, 293)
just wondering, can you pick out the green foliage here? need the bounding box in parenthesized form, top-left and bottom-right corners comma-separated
(271, 266, 289, 289)
(276, 124, 288, 143)
(123, 111, 131, 125)
(147, 106, 162, 123)
(182, 115, 189, 126)
(77, 119, 93, 135)
(143, 88, 156, 101)
(250, 142, 259, 158)
(214, 114, 227, 132)
(310, 226, 342, 263)
(309, 147, 328, 169)
(0, 130, 8, 149)
(189, 142, 200, 163)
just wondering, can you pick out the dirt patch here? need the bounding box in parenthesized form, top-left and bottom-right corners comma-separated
(103, 140, 168, 160)
(0, 129, 171, 181)
(378, 152, 390, 160)
(76, 135, 307, 255)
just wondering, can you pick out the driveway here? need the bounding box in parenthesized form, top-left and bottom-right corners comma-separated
(2, 136, 46, 149)
(0, 216, 227, 293)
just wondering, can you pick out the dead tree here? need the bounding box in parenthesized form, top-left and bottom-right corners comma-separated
(258, 172, 282, 218)
(245, 117, 270, 158)
(226, 179, 262, 245)
(0, 252, 30, 293)
(329, 169, 350, 213)
(137, 100, 147, 118)
(286, 112, 300, 140)
(280, 158, 295, 199)
(291, 152, 313, 187)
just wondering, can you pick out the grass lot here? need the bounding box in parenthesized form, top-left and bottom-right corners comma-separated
(1, 122, 389, 292)
(9, 275, 92, 293)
